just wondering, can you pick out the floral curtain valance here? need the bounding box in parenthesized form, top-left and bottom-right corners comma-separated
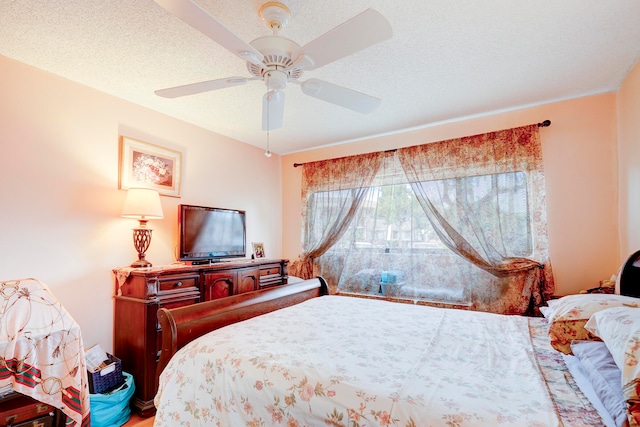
(397, 125, 544, 181)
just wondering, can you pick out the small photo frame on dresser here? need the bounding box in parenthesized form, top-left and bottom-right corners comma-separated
(252, 242, 265, 259)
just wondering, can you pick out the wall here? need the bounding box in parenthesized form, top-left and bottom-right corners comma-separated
(0, 55, 283, 352)
(3, 51, 636, 350)
(281, 93, 621, 297)
(617, 60, 640, 259)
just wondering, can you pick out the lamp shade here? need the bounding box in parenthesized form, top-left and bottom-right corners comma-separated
(121, 188, 164, 220)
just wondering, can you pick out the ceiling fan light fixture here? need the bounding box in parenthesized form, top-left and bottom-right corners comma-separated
(265, 70, 288, 91)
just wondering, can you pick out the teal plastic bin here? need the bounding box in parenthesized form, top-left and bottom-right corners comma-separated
(90, 372, 135, 427)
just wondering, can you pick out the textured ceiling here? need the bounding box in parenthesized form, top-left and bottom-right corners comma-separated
(1, 0, 639, 154)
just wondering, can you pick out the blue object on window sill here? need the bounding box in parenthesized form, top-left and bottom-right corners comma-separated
(381, 270, 404, 284)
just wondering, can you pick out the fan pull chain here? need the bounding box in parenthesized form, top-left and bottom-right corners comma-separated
(264, 73, 273, 157)
(265, 73, 272, 157)
(265, 126, 271, 157)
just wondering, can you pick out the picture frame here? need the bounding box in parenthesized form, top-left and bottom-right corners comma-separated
(119, 136, 182, 197)
(252, 242, 265, 259)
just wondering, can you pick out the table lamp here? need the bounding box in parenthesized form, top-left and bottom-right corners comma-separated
(121, 188, 164, 268)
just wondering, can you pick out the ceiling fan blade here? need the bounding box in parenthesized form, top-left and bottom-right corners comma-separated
(299, 79, 381, 114)
(155, 77, 248, 98)
(262, 91, 285, 131)
(154, 0, 265, 66)
(291, 8, 392, 71)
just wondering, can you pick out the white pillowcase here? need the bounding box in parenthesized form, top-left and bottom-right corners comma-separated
(543, 294, 640, 354)
(585, 306, 640, 426)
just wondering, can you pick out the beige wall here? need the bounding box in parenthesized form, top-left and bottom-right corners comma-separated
(3, 50, 637, 349)
(617, 60, 640, 259)
(281, 93, 621, 297)
(0, 55, 283, 352)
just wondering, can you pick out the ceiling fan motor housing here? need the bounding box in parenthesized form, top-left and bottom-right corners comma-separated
(247, 36, 303, 82)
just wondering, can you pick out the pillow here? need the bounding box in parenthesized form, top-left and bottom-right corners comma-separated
(545, 294, 640, 354)
(546, 297, 561, 308)
(585, 306, 640, 427)
(570, 340, 627, 427)
(539, 305, 552, 319)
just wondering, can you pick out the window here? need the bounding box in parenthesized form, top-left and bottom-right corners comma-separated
(295, 125, 553, 314)
(314, 183, 442, 252)
(315, 170, 531, 304)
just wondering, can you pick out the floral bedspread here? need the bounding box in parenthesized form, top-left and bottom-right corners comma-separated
(154, 296, 603, 427)
(0, 278, 91, 427)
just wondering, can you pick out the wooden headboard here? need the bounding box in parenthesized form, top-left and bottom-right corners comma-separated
(619, 250, 640, 298)
(156, 277, 329, 377)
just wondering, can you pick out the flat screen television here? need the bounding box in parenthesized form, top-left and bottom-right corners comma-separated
(178, 204, 246, 262)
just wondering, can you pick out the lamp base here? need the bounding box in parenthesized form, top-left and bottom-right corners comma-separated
(131, 259, 152, 268)
(131, 228, 153, 268)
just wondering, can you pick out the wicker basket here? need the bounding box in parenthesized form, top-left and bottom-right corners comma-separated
(88, 354, 124, 394)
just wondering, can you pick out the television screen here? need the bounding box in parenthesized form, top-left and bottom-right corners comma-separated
(178, 204, 246, 261)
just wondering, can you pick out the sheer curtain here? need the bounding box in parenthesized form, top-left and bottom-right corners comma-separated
(396, 125, 554, 313)
(332, 153, 481, 306)
(288, 152, 384, 290)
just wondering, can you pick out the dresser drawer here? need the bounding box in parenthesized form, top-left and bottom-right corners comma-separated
(259, 264, 286, 288)
(260, 265, 282, 277)
(0, 394, 55, 427)
(155, 292, 201, 330)
(11, 414, 55, 427)
(157, 274, 199, 294)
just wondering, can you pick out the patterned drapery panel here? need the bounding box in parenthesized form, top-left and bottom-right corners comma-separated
(288, 152, 384, 286)
(294, 125, 554, 314)
(396, 125, 554, 313)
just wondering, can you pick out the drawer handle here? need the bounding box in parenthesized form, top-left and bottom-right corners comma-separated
(174, 281, 183, 288)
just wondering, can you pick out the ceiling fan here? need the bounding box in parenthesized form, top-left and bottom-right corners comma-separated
(153, 0, 393, 131)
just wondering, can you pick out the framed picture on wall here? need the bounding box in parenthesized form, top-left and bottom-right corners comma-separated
(252, 242, 265, 259)
(119, 136, 182, 197)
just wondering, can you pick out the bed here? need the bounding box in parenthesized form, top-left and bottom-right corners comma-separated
(153, 277, 640, 427)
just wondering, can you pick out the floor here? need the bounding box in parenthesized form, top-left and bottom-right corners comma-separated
(123, 413, 154, 426)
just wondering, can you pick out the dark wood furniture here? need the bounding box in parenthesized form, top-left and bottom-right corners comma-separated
(113, 258, 289, 416)
(0, 392, 61, 427)
(619, 249, 640, 297)
(156, 277, 328, 377)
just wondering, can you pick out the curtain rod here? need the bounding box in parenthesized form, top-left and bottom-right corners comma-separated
(293, 120, 551, 168)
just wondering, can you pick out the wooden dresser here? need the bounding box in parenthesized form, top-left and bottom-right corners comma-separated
(113, 258, 289, 416)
